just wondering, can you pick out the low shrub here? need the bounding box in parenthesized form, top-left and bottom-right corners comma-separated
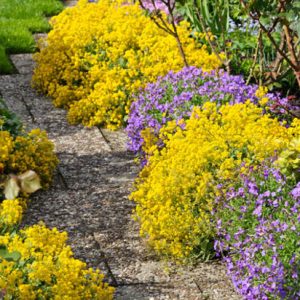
(215, 166, 300, 299)
(0, 223, 114, 299)
(130, 102, 299, 260)
(0, 129, 59, 190)
(126, 67, 293, 162)
(32, 0, 221, 130)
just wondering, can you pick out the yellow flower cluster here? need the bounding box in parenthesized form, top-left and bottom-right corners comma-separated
(32, 0, 221, 130)
(0, 199, 23, 228)
(130, 102, 299, 260)
(0, 223, 114, 299)
(255, 85, 269, 106)
(0, 131, 13, 172)
(0, 129, 58, 187)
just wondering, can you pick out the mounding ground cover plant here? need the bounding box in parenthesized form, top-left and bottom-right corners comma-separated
(215, 164, 300, 299)
(0, 223, 115, 299)
(0, 0, 63, 74)
(126, 66, 295, 162)
(32, 0, 221, 130)
(0, 128, 59, 191)
(130, 101, 300, 261)
(0, 97, 59, 194)
(0, 99, 114, 299)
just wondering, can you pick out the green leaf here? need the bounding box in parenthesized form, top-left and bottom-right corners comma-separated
(0, 247, 8, 258)
(0, 247, 21, 262)
(4, 251, 21, 262)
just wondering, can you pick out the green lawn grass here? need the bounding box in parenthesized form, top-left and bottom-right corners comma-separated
(0, 0, 64, 74)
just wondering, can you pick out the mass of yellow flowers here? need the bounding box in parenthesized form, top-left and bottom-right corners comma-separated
(32, 0, 221, 130)
(0, 198, 24, 228)
(0, 223, 114, 299)
(130, 102, 300, 260)
(0, 129, 58, 189)
(4, 129, 59, 188)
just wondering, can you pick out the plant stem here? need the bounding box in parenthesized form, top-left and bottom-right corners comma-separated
(193, 1, 228, 70)
(246, 29, 261, 85)
(138, 0, 189, 67)
(283, 24, 300, 88)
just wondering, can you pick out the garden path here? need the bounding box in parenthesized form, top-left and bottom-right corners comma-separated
(0, 1, 240, 299)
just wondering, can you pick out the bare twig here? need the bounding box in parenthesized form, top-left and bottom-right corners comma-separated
(265, 30, 286, 85)
(246, 29, 261, 84)
(138, 0, 189, 66)
(283, 24, 300, 87)
(257, 20, 297, 70)
(240, 0, 300, 88)
(258, 27, 263, 85)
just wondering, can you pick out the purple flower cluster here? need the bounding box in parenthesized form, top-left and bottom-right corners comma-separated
(126, 66, 290, 162)
(215, 167, 300, 299)
(139, 0, 172, 15)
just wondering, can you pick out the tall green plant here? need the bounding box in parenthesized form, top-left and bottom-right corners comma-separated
(177, 0, 231, 71)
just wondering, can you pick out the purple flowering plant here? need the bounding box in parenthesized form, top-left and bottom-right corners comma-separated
(126, 66, 292, 162)
(214, 165, 300, 299)
(139, 0, 171, 15)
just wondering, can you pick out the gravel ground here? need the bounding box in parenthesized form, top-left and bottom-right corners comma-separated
(0, 1, 241, 299)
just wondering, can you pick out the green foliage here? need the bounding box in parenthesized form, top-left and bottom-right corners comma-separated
(0, 45, 14, 74)
(0, 247, 21, 262)
(177, 0, 229, 36)
(0, 98, 22, 136)
(176, 0, 300, 96)
(276, 137, 300, 182)
(0, 0, 64, 74)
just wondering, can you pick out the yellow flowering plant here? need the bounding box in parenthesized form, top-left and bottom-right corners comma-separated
(32, 0, 221, 130)
(0, 128, 58, 195)
(130, 102, 299, 261)
(0, 199, 24, 233)
(0, 223, 114, 299)
(0, 106, 114, 298)
(7, 129, 58, 188)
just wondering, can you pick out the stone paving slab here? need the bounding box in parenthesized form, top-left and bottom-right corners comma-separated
(0, 2, 241, 298)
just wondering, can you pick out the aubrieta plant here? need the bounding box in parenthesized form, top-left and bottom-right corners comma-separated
(126, 66, 292, 162)
(215, 165, 300, 299)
